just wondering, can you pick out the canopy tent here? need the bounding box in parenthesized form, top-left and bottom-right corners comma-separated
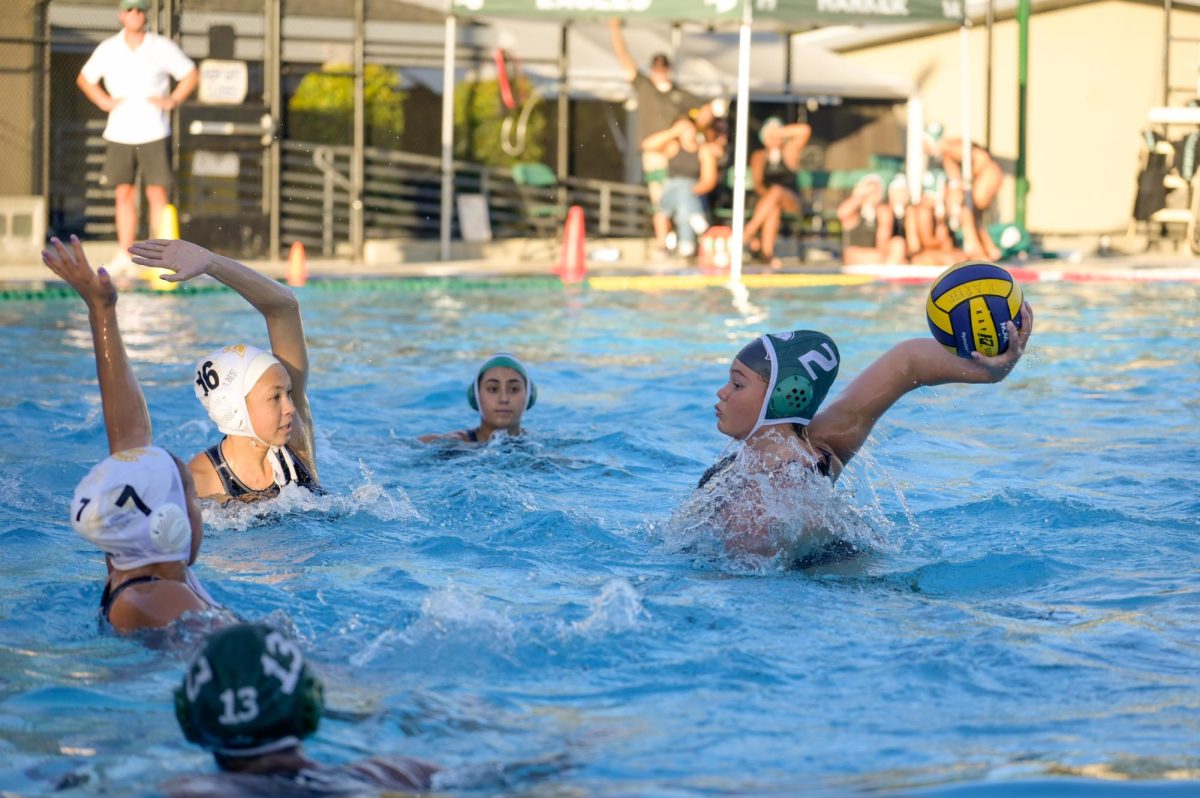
(448, 0, 960, 24)
(432, 0, 966, 277)
(469, 20, 913, 100)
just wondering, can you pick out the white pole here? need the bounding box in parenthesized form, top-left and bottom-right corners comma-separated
(959, 23, 974, 212)
(439, 14, 457, 261)
(906, 96, 924, 202)
(728, 2, 753, 283)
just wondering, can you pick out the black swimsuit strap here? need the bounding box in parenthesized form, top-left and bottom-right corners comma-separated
(99, 574, 162, 623)
(812, 446, 833, 478)
(697, 453, 737, 489)
(206, 439, 319, 499)
(204, 440, 246, 497)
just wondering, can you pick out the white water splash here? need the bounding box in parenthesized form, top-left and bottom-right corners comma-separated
(50, 405, 102, 434)
(567, 578, 648, 637)
(410, 583, 516, 642)
(202, 460, 420, 532)
(661, 430, 892, 572)
(351, 582, 516, 667)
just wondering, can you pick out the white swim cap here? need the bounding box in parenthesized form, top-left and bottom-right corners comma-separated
(193, 344, 281, 442)
(71, 446, 192, 570)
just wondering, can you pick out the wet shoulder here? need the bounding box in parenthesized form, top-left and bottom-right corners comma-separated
(162, 758, 435, 798)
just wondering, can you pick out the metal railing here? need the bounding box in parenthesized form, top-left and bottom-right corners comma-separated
(280, 140, 652, 256)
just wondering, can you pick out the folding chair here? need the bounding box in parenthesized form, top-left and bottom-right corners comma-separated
(1132, 131, 1200, 253)
(511, 162, 566, 258)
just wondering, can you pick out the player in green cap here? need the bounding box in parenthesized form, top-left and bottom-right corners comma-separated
(170, 623, 438, 793)
(702, 311, 1034, 561)
(420, 353, 537, 444)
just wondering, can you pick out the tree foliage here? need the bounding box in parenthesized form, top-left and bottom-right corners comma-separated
(288, 63, 407, 147)
(454, 77, 548, 168)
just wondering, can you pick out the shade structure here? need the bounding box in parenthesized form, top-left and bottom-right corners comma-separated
(447, 0, 960, 24)
(477, 21, 913, 101)
(433, 0, 964, 275)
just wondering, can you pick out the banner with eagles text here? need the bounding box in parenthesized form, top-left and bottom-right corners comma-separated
(449, 0, 962, 24)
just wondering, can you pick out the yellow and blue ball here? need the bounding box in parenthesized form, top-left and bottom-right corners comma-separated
(926, 260, 1024, 358)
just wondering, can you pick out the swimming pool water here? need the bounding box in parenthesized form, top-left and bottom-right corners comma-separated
(1, 279, 1198, 796)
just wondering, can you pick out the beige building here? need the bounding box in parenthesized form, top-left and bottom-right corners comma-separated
(0, 0, 45, 197)
(806, 0, 1200, 235)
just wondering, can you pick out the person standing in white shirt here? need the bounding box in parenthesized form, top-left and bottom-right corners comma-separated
(76, 0, 197, 273)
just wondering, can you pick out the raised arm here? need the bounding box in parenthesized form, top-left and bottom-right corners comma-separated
(129, 239, 315, 463)
(642, 118, 689, 153)
(809, 302, 1033, 467)
(694, 144, 719, 195)
(940, 138, 965, 181)
(875, 203, 895, 252)
(905, 205, 923, 256)
(837, 184, 867, 227)
(781, 123, 812, 171)
(608, 19, 639, 83)
(42, 236, 151, 454)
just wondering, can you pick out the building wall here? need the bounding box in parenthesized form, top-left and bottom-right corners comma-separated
(0, 0, 43, 196)
(841, 1, 1200, 235)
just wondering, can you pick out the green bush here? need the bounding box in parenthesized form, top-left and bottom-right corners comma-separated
(288, 63, 406, 147)
(454, 77, 548, 168)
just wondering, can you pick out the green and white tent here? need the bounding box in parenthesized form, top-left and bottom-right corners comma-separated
(450, 0, 961, 25)
(431, 0, 967, 277)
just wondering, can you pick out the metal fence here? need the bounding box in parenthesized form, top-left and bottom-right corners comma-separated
(4, 0, 648, 261)
(281, 140, 651, 256)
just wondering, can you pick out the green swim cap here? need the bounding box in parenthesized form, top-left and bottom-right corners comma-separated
(466, 352, 537, 411)
(736, 330, 840, 437)
(174, 623, 324, 758)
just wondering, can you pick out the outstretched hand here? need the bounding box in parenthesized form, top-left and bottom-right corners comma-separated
(970, 301, 1035, 380)
(128, 239, 213, 283)
(42, 235, 116, 309)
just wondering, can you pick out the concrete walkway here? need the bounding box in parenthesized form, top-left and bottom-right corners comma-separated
(4, 236, 1200, 289)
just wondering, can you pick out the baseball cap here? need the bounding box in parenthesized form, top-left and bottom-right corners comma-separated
(119, 0, 150, 11)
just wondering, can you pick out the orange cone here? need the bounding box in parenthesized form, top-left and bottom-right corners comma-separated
(556, 205, 586, 284)
(286, 241, 307, 287)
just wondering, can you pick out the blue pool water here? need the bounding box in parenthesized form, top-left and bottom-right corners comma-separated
(0, 279, 1198, 796)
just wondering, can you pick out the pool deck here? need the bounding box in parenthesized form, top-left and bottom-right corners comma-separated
(4, 236, 1200, 289)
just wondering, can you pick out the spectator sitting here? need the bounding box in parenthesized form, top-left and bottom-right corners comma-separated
(836, 173, 887, 265)
(875, 174, 919, 265)
(743, 118, 812, 270)
(642, 116, 720, 258)
(911, 171, 967, 266)
(924, 124, 1002, 260)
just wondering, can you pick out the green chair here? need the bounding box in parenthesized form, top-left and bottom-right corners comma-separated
(511, 162, 566, 240)
(508, 162, 569, 260)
